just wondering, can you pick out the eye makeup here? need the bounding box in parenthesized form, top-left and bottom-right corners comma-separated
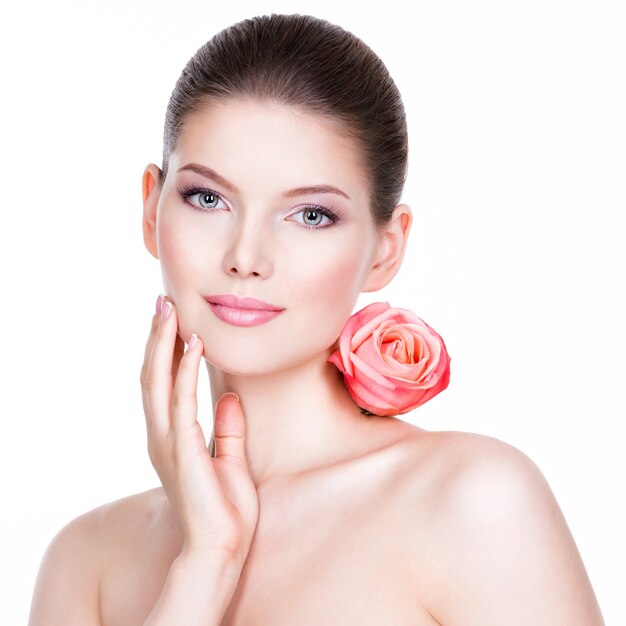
(176, 184, 345, 230)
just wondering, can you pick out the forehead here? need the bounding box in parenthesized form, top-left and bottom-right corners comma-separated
(171, 98, 369, 200)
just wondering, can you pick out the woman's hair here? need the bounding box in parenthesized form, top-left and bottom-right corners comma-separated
(159, 13, 408, 229)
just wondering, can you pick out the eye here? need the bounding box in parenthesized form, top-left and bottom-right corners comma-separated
(177, 185, 228, 212)
(291, 205, 341, 230)
(177, 186, 343, 229)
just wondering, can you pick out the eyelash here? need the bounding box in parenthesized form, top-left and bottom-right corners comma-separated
(176, 185, 343, 230)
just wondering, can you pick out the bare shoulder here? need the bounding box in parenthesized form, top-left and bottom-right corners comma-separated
(28, 486, 165, 625)
(393, 428, 542, 501)
(398, 429, 605, 626)
(86, 486, 178, 575)
(73, 487, 165, 553)
(407, 428, 548, 499)
(399, 427, 570, 545)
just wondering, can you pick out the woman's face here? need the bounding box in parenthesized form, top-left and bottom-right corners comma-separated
(151, 98, 383, 375)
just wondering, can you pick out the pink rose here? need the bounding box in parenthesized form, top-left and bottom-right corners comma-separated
(327, 302, 451, 417)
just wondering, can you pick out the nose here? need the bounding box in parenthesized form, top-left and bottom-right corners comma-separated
(222, 212, 273, 279)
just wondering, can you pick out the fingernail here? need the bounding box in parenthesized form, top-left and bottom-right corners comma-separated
(156, 293, 165, 315)
(224, 392, 240, 402)
(161, 301, 172, 322)
(188, 333, 198, 349)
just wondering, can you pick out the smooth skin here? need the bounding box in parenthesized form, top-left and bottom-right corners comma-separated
(28, 98, 605, 625)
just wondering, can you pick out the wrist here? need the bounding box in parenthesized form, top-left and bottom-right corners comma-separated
(175, 545, 244, 578)
(180, 538, 247, 566)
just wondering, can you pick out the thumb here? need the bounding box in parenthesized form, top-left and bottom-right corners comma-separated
(213, 392, 248, 469)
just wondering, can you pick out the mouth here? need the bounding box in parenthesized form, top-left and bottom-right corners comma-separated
(203, 294, 285, 311)
(203, 295, 286, 327)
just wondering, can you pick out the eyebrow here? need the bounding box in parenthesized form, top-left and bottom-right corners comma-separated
(176, 163, 351, 200)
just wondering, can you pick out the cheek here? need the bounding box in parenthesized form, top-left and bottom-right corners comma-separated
(157, 212, 211, 291)
(156, 212, 221, 344)
(286, 237, 368, 336)
(298, 249, 362, 301)
(157, 231, 183, 291)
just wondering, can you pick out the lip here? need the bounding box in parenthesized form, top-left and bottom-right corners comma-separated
(203, 294, 285, 328)
(204, 294, 284, 311)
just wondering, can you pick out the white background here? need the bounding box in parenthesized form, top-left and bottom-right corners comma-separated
(1, 1, 623, 623)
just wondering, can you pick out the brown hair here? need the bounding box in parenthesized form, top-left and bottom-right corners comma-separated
(159, 13, 408, 228)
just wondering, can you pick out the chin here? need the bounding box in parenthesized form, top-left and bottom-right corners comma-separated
(202, 352, 286, 377)
(202, 343, 324, 377)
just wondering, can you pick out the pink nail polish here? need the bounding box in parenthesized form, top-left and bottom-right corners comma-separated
(156, 294, 165, 315)
(161, 301, 172, 322)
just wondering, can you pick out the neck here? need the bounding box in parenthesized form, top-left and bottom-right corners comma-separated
(204, 342, 370, 490)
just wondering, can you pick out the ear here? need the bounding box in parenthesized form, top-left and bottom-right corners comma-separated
(142, 163, 162, 260)
(361, 204, 413, 293)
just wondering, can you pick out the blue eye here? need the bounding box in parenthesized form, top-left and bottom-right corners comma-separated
(291, 205, 341, 230)
(178, 186, 228, 211)
(176, 185, 343, 230)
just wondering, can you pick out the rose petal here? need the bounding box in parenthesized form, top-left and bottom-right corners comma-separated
(342, 369, 399, 414)
(349, 303, 394, 351)
(349, 350, 397, 389)
(337, 302, 391, 377)
(327, 349, 347, 374)
(381, 328, 424, 364)
(358, 340, 424, 386)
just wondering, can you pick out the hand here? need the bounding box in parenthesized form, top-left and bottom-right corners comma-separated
(140, 295, 259, 565)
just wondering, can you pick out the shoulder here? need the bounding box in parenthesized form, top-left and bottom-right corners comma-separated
(401, 428, 560, 538)
(29, 487, 163, 625)
(417, 429, 550, 509)
(397, 428, 544, 498)
(400, 430, 605, 625)
(57, 486, 165, 561)
(87, 486, 170, 569)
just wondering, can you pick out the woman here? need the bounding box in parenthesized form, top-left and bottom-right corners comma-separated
(28, 13, 605, 625)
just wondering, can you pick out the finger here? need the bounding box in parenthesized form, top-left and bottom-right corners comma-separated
(170, 333, 225, 497)
(171, 329, 185, 383)
(144, 298, 179, 438)
(213, 393, 249, 470)
(140, 296, 166, 432)
(140, 295, 164, 387)
(170, 332, 204, 433)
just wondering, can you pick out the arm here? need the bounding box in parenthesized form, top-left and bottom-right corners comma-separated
(142, 548, 243, 626)
(422, 435, 605, 626)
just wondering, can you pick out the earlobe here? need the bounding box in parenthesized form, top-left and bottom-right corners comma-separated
(142, 164, 162, 260)
(361, 204, 412, 293)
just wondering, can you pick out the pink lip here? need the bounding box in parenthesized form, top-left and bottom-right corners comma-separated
(204, 294, 284, 311)
(204, 294, 285, 327)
